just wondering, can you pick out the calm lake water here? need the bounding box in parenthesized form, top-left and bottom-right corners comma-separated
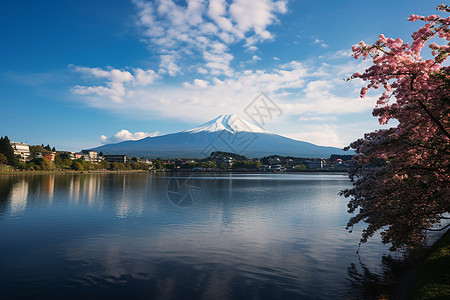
(0, 173, 394, 299)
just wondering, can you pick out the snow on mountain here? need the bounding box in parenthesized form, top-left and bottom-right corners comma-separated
(92, 114, 352, 159)
(185, 114, 269, 134)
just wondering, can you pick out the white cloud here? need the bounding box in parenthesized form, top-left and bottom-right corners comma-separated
(280, 117, 389, 148)
(159, 54, 181, 76)
(71, 66, 134, 103)
(318, 50, 352, 60)
(133, 0, 288, 76)
(100, 129, 159, 144)
(284, 124, 342, 148)
(298, 116, 338, 122)
(312, 38, 328, 48)
(183, 78, 210, 88)
(71, 66, 159, 103)
(134, 68, 159, 85)
(203, 43, 234, 76)
(229, 0, 287, 44)
(197, 67, 208, 74)
(208, 0, 232, 31)
(72, 58, 375, 121)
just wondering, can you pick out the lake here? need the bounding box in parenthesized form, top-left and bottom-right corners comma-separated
(0, 173, 394, 299)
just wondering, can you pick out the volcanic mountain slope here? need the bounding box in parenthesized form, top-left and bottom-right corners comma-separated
(92, 114, 351, 159)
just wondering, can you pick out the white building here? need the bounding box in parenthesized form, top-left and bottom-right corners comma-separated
(10, 142, 30, 162)
(81, 150, 98, 162)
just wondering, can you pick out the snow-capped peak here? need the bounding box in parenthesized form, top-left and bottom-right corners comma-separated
(185, 114, 269, 134)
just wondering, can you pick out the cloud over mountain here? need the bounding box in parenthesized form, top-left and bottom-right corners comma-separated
(99, 129, 159, 144)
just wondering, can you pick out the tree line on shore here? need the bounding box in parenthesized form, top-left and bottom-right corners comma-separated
(0, 137, 152, 171)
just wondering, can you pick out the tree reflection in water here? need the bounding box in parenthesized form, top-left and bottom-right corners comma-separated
(0, 175, 15, 216)
(347, 252, 420, 299)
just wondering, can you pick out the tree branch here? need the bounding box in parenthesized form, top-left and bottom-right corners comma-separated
(415, 98, 450, 139)
(424, 222, 450, 231)
(409, 74, 450, 139)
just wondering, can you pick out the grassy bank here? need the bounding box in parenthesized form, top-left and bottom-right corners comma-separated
(413, 229, 450, 299)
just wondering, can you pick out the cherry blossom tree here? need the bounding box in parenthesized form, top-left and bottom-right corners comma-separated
(341, 5, 449, 251)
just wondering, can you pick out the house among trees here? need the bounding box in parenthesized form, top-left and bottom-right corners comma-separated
(43, 152, 56, 162)
(104, 154, 127, 163)
(81, 150, 98, 162)
(304, 159, 325, 169)
(58, 151, 76, 160)
(130, 157, 152, 164)
(10, 142, 31, 162)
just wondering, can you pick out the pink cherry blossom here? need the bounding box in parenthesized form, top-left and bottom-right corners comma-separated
(342, 5, 450, 251)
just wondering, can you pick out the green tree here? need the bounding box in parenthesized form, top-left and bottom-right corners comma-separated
(154, 160, 162, 169)
(15, 161, 27, 170)
(71, 159, 85, 171)
(0, 136, 18, 166)
(232, 160, 260, 169)
(98, 160, 110, 170)
(40, 159, 53, 171)
(27, 162, 36, 170)
(180, 162, 197, 169)
(0, 153, 7, 164)
(200, 161, 216, 169)
(111, 162, 126, 170)
(130, 162, 149, 170)
(163, 163, 174, 169)
(54, 153, 63, 167)
(84, 161, 96, 170)
(71, 161, 84, 171)
(61, 159, 72, 169)
(30, 145, 46, 154)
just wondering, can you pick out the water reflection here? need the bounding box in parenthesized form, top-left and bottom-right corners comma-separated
(10, 179, 29, 214)
(0, 173, 397, 299)
(0, 176, 17, 215)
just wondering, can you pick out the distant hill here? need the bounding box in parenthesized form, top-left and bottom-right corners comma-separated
(92, 114, 352, 159)
(209, 151, 247, 161)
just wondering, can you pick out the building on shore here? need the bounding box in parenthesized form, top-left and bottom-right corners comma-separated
(81, 150, 98, 162)
(43, 152, 56, 162)
(304, 159, 325, 169)
(104, 155, 127, 163)
(129, 157, 152, 165)
(58, 151, 76, 160)
(10, 142, 31, 162)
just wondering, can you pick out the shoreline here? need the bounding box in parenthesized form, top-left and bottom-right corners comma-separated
(0, 169, 349, 175)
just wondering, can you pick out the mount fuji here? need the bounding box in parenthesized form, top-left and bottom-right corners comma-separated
(92, 114, 351, 159)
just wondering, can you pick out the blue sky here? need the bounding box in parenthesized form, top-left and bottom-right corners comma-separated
(0, 0, 442, 151)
